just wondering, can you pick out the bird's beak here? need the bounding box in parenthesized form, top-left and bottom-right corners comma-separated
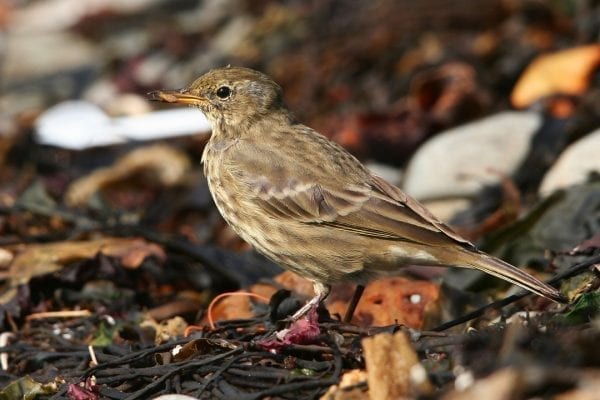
(148, 89, 207, 105)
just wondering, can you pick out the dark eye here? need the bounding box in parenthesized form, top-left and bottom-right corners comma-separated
(216, 86, 231, 99)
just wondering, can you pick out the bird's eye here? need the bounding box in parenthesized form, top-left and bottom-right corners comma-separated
(216, 86, 232, 99)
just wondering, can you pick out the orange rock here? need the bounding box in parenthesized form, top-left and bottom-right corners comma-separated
(327, 277, 441, 329)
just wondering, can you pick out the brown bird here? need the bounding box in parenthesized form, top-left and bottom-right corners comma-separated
(150, 66, 565, 320)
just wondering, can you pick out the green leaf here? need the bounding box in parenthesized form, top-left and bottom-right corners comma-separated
(90, 321, 116, 346)
(0, 376, 57, 400)
(557, 292, 600, 325)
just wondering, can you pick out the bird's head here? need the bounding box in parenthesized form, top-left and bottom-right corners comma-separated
(149, 66, 285, 128)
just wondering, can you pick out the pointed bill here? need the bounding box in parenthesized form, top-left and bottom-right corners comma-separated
(148, 90, 207, 105)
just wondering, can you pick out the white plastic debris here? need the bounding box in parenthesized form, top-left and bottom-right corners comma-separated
(35, 100, 210, 150)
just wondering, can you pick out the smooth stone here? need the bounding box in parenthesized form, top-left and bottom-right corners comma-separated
(539, 128, 600, 195)
(403, 111, 542, 201)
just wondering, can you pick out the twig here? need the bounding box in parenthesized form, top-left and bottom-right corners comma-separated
(26, 310, 92, 321)
(432, 253, 600, 331)
(343, 284, 365, 323)
(0, 332, 15, 371)
(88, 345, 98, 367)
(122, 347, 243, 400)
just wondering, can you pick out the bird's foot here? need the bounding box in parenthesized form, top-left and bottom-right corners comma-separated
(257, 307, 321, 351)
(256, 282, 331, 351)
(285, 292, 323, 324)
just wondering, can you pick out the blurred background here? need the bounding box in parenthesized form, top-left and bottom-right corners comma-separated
(2, 0, 599, 245)
(0, 1, 599, 397)
(1, 0, 599, 299)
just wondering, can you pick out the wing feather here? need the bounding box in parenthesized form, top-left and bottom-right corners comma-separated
(249, 174, 472, 247)
(228, 124, 473, 248)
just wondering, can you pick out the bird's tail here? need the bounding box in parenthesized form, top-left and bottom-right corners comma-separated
(458, 249, 566, 303)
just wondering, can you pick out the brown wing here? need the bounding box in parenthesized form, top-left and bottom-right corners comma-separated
(251, 176, 470, 246)
(253, 182, 370, 222)
(230, 125, 472, 248)
(368, 175, 475, 246)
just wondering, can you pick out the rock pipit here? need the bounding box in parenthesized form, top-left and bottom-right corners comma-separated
(150, 66, 565, 321)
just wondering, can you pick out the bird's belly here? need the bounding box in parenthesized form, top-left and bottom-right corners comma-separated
(214, 198, 369, 283)
(205, 173, 438, 285)
(204, 158, 371, 283)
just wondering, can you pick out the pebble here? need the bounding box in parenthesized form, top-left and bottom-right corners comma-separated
(403, 111, 542, 201)
(153, 395, 199, 400)
(539, 128, 600, 195)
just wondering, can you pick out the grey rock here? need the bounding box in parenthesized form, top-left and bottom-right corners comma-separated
(539, 128, 600, 195)
(403, 111, 542, 201)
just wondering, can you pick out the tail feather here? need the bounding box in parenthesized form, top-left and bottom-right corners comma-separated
(461, 251, 566, 303)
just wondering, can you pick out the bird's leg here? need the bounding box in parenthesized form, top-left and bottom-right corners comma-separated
(288, 281, 331, 322)
(343, 284, 365, 323)
(271, 282, 330, 342)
